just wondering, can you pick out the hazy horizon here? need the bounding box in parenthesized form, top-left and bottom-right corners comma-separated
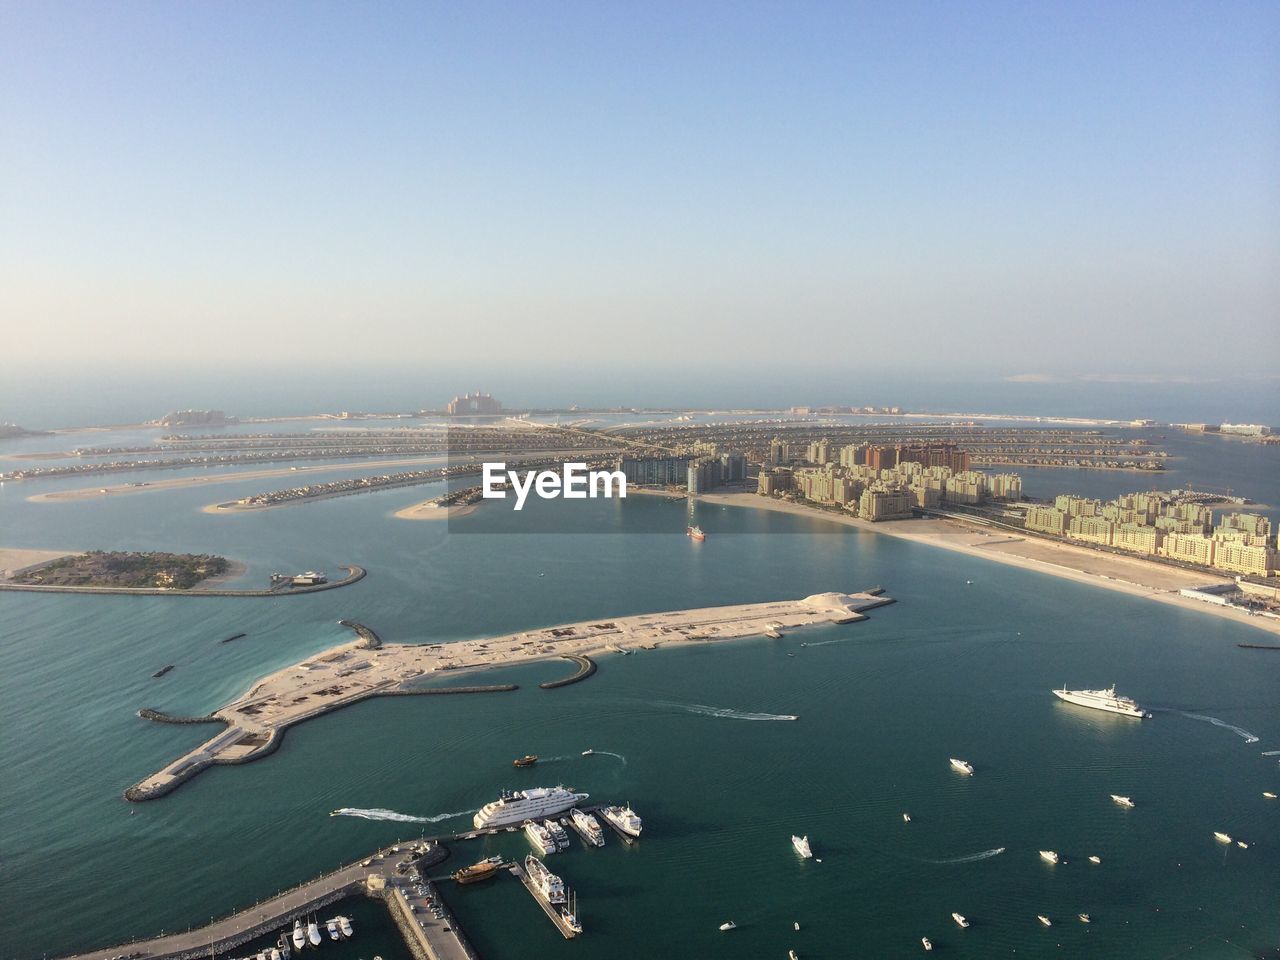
(3, 1, 1278, 378)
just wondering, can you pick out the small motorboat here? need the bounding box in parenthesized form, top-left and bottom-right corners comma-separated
(718, 921, 737, 932)
(903, 813, 911, 823)
(326, 919, 339, 940)
(338, 915, 353, 937)
(581, 749, 594, 756)
(1037, 915, 1052, 927)
(950, 757, 974, 775)
(1078, 914, 1091, 923)
(792, 835, 813, 858)
(1088, 855, 1101, 864)
(1039, 850, 1060, 864)
(1264, 791, 1276, 799)
(1214, 831, 1233, 844)
(921, 937, 933, 951)
(1111, 794, 1135, 808)
(307, 918, 322, 946)
(789, 951, 800, 960)
(794, 921, 800, 931)
(513, 755, 539, 768)
(292, 920, 305, 950)
(270, 949, 281, 960)
(952, 912, 969, 928)
(1237, 840, 1249, 849)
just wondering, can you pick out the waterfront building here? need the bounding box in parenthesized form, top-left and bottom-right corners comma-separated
(720, 452, 747, 483)
(1054, 495, 1100, 517)
(1026, 505, 1070, 536)
(1219, 512, 1272, 543)
(1161, 532, 1217, 566)
(1219, 423, 1271, 436)
(987, 473, 1023, 501)
(1068, 515, 1116, 546)
(1212, 540, 1278, 576)
(447, 392, 502, 415)
(895, 442, 970, 473)
(687, 457, 720, 495)
(757, 467, 793, 495)
(1113, 522, 1164, 554)
(620, 456, 690, 486)
(858, 484, 914, 521)
(944, 471, 985, 506)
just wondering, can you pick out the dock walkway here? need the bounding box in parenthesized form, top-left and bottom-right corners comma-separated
(507, 863, 578, 939)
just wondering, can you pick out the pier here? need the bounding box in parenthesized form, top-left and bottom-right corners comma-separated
(507, 862, 579, 939)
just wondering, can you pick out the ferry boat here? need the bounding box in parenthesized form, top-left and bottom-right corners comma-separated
(952, 912, 969, 928)
(292, 920, 305, 950)
(1037, 915, 1052, 927)
(1111, 794, 1135, 807)
(513, 755, 538, 767)
(473, 786, 589, 830)
(718, 921, 737, 931)
(601, 803, 642, 837)
(950, 757, 975, 775)
(922, 937, 933, 951)
(1039, 850, 1059, 864)
(792, 835, 813, 858)
(524, 819, 558, 855)
(1214, 831, 1233, 844)
(453, 856, 503, 884)
(571, 807, 606, 846)
(1052, 684, 1150, 718)
(545, 818, 571, 849)
(687, 525, 706, 542)
(525, 854, 567, 904)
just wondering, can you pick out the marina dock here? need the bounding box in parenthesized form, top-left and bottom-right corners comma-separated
(507, 863, 579, 939)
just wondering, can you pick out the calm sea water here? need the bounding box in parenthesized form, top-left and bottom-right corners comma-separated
(1, 453, 1278, 959)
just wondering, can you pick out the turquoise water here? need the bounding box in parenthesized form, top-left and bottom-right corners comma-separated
(1, 459, 1278, 959)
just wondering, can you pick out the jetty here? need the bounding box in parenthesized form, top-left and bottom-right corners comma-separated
(126, 587, 894, 800)
(508, 862, 579, 939)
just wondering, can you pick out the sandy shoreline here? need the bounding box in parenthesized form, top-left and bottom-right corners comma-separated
(695, 492, 1279, 636)
(0, 547, 80, 578)
(393, 500, 480, 521)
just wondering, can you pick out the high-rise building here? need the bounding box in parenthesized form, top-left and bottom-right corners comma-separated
(446, 392, 502, 415)
(858, 484, 914, 521)
(757, 468, 793, 495)
(1026, 505, 1069, 536)
(619, 456, 690, 486)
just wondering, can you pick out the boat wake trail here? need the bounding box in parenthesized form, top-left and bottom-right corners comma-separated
(1260, 750, 1280, 757)
(595, 751, 627, 764)
(1175, 712, 1260, 744)
(654, 700, 798, 721)
(924, 847, 1006, 864)
(331, 807, 476, 824)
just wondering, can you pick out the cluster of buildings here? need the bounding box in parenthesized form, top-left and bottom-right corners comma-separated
(1025, 493, 1278, 576)
(151, 409, 236, 427)
(1178, 422, 1272, 437)
(618, 450, 748, 494)
(446, 392, 503, 415)
(757, 440, 1022, 521)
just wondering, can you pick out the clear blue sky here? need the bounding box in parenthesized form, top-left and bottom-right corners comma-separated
(2, 1, 1277, 380)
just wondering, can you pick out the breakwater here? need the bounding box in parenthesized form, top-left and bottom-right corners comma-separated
(538, 654, 597, 689)
(137, 709, 226, 725)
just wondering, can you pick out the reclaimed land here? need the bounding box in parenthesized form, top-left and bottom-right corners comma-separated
(126, 588, 893, 801)
(0, 562, 365, 597)
(698, 491, 1280, 637)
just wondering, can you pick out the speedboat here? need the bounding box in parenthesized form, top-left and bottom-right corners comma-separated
(1039, 850, 1059, 864)
(1111, 794, 1135, 808)
(952, 912, 969, 928)
(902, 813, 911, 823)
(789, 952, 799, 960)
(794, 922, 800, 931)
(1264, 791, 1276, 799)
(921, 937, 933, 951)
(950, 757, 974, 775)
(307, 919, 322, 947)
(1037, 915, 1052, 927)
(338, 916, 353, 937)
(326, 919, 339, 940)
(581, 749, 594, 756)
(718, 921, 737, 931)
(1236, 840, 1249, 849)
(792, 835, 813, 858)
(1214, 831, 1233, 844)
(292, 921, 305, 951)
(1078, 914, 1091, 923)
(1088, 855, 1101, 864)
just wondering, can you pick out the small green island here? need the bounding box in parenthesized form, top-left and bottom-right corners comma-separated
(13, 551, 231, 590)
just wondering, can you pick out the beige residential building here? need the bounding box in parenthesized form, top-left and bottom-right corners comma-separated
(1212, 540, 1278, 576)
(1161, 532, 1216, 566)
(1112, 523, 1164, 555)
(859, 485, 914, 521)
(1068, 514, 1115, 546)
(1026, 505, 1069, 536)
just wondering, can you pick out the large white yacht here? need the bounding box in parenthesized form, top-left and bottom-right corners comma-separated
(792, 835, 813, 858)
(571, 808, 606, 846)
(1052, 684, 1150, 718)
(524, 819, 557, 855)
(473, 786, 589, 830)
(525, 855, 567, 904)
(601, 804, 642, 837)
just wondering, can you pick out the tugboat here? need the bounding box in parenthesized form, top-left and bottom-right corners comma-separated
(513, 755, 539, 768)
(687, 525, 706, 542)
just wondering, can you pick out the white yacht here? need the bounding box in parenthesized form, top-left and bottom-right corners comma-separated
(792, 835, 813, 858)
(1263, 791, 1276, 799)
(544, 818, 571, 850)
(1078, 913, 1091, 923)
(581, 749, 594, 756)
(292, 920, 305, 950)
(473, 786, 589, 830)
(524, 819, 558, 855)
(902, 813, 911, 823)
(1039, 850, 1059, 864)
(719, 921, 737, 931)
(1052, 684, 1150, 718)
(1236, 840, 1249, 849)
(601, 804, 642, 837)
(952, 912, 969, 928)
(1088, 855, 1101, 864)
(950, 758, 974, 775)
(1214, 831, 1233, 844)
(338, 916, 353, 937)
(325, 919, 339, 941)
(525, 855, 567, 904)
(271, 949, 282, 960)
(571, 808, 606, 846)
(1111, 794, 1135, 808)
(307, 919, 322, 946)
(1037, 915, 1052, 927)
(921, 936, 933, 951)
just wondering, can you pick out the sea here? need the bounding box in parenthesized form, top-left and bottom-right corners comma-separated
(0, 394, 1278, 960)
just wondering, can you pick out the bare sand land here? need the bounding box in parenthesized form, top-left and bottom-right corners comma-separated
(697, 492, 1279, 636)
(26, 456, 446, 503)
(393, 500, 480, 521)
(128, 589, 894, 799)
(0, 548, 79, 578)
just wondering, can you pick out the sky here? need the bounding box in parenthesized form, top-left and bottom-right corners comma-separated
(2, 1, 1278, 385)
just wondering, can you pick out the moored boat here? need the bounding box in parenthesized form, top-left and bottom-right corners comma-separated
(292, 920, 305, 950)
(601, 803, 642, 837)
(338, 916, 353, 938)
(307, 919, 322, 946)
(474, 786, 589, 830)
(545, 818, 570, 849)
(453, 856, 503, 884)
(571, 807, 606, 846)
(525, 854, 567, 904)
(524, 819, 558, 855)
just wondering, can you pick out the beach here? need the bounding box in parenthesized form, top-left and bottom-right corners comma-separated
(0, 547, 78, 578)
(393, 499, 480, 521)
(696, 492, 1279, 636)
